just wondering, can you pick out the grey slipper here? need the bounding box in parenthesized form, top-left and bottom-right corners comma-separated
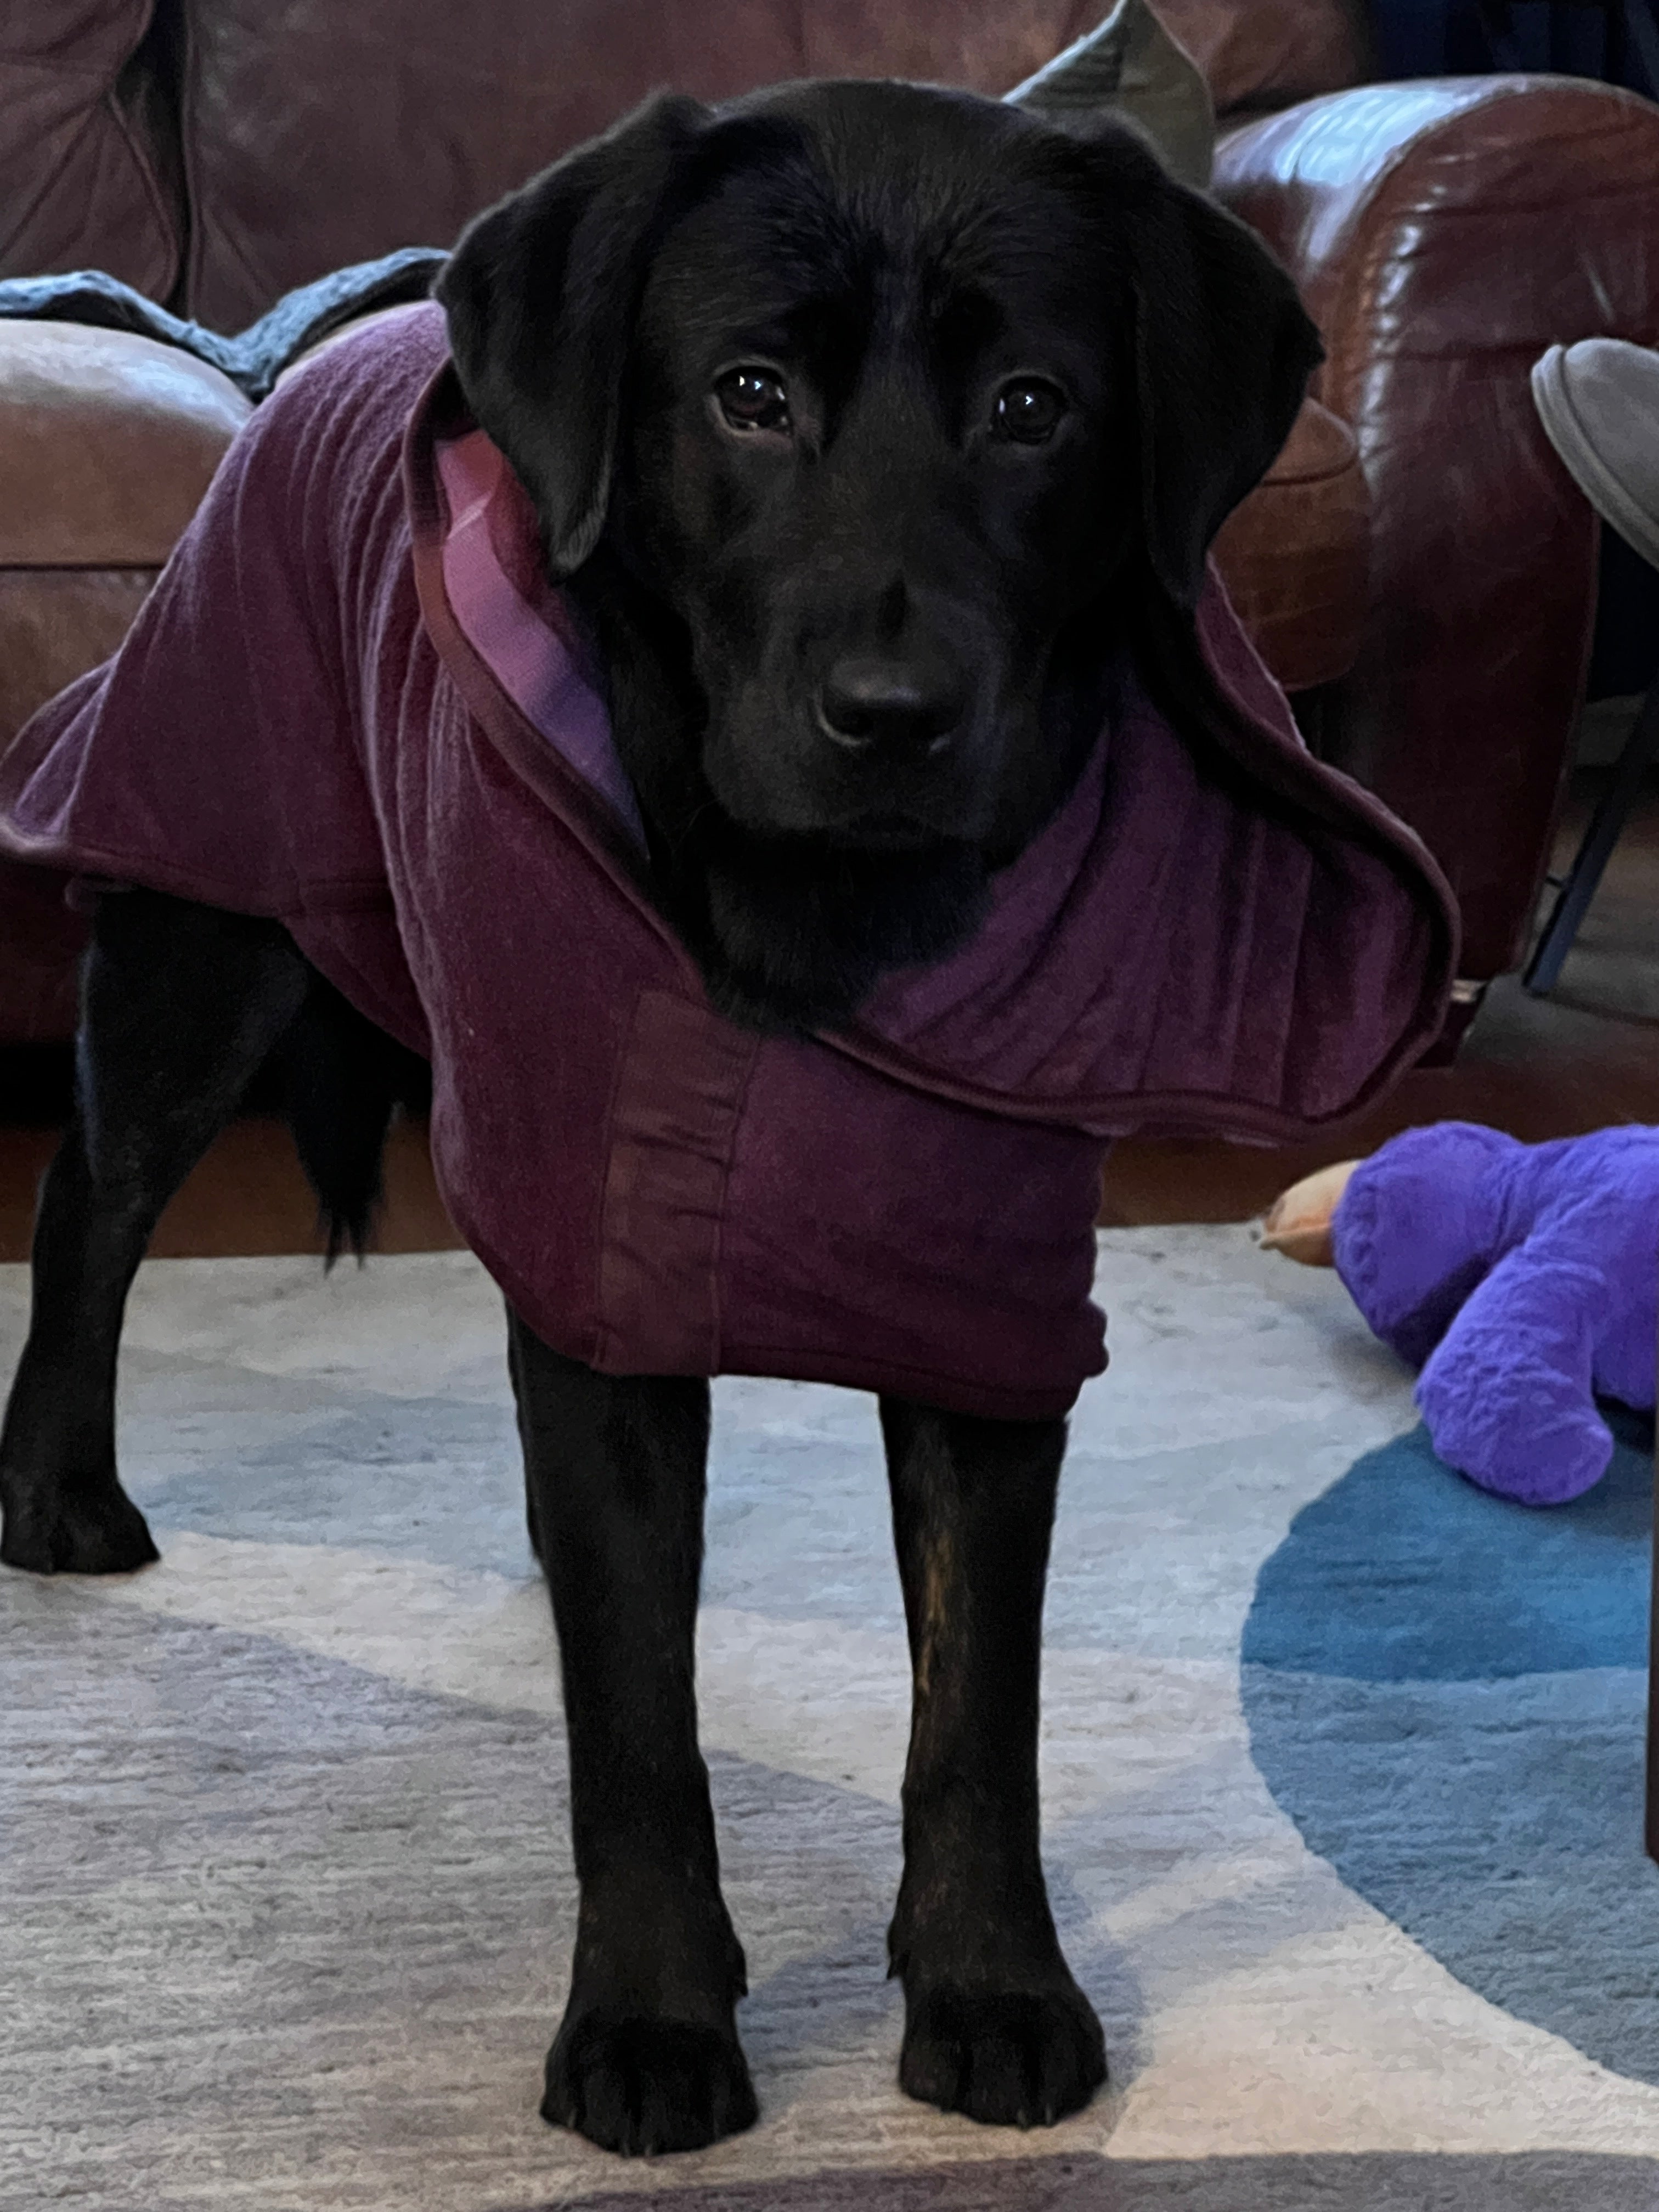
(1532, 337, 1659, 573)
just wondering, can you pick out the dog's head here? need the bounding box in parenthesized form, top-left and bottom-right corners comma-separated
(437, 81, 1319, 1023)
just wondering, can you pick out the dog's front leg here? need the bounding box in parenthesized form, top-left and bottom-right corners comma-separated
(506, 1310, 756, 2155)
(880, 1397, 1106, 2127)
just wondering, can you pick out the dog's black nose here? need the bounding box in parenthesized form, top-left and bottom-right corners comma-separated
(816, 654, 966, 756)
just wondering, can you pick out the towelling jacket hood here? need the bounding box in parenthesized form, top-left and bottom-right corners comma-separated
(0, 306, 1457, 1420)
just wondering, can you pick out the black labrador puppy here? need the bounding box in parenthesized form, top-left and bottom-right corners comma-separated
(0, 82, 1317, 2154)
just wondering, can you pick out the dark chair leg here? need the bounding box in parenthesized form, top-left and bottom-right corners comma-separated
(1523, 680, 1659, 997)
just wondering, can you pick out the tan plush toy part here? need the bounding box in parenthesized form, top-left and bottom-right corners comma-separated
(1255, 1159, 1362, 1266)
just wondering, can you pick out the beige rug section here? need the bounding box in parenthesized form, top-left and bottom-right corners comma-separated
(2, 1233, 1656, 2210)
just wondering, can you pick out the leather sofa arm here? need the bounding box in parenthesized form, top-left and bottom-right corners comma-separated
(1212, 395, 1369, 695)
(1214, 78, 1659, 980)
(0, 324, 249, 1043)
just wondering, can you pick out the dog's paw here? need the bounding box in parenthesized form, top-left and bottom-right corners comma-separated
(899, 1982, 1106, 2128)
(0, 1479, 160, 1576)
(541, 2011, 758, 2155)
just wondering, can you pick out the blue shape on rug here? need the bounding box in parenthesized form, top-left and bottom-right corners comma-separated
(1242, 1408, 1659, 2085)
(1245, 1409, 1652, 1681)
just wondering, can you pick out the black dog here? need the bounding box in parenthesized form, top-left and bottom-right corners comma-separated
(0, 81, 1317, 2154)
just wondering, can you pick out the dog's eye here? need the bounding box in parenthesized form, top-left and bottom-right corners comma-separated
(992, 380, 1066, 445)
(715, 367, 792, 435)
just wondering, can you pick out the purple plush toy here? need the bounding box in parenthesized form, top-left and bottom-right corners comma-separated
(1261, 1122, 1658, 1506)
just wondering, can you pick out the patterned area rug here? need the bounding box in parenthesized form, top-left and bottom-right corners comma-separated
(2, 1230, 1657, 2211)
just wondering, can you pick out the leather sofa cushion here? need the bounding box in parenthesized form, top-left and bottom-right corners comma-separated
(0, 568, 157, 757)
(1213, 396, 1368, 695)
(177, 0, 1113, 331)
(0, 324, 250, 566)
(0, 1, 1363, 335)
(174, 0, 1367, 331)
(1151, 0, 1364, 116)
(1, 0, 183, 303)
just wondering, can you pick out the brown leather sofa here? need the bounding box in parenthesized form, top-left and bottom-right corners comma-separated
(3, 0, 1656, 1056)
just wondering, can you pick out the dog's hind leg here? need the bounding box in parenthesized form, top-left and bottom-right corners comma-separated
(506, 1310, 758, 2155)
(0, 887, 313, 1574)
(880, 1396, 1107, 2128)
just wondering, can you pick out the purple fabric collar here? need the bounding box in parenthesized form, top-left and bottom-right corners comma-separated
(435, 431, 646, 845)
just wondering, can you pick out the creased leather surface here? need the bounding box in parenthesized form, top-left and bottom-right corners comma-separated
(0, 0, 181, 302)
(0, 323, 249, 566)
(1213, 397, 1367, 693)
(0, 568, 156, 759)
(1216, 77, 1659, 976)
(0, 0, 1356, 329)
(796, 0, 1103, 89)
(171, 0, 1365, 333)
(176, 0, 1108, 332)
(1151, 0, 1363, 116)
(0, 324, 245, 1041)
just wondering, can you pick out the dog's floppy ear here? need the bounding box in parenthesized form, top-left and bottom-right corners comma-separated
(1111, 159, 1323, 610)
(436, 92, 709, 577)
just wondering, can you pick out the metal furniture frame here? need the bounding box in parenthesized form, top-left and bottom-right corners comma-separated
(1524, 680, 1659, 994)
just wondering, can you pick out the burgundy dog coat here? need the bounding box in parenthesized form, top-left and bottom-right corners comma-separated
(0, 306, 1457, 1419)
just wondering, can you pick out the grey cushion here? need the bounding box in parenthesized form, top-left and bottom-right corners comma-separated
(1006, 0, 1216, 192)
